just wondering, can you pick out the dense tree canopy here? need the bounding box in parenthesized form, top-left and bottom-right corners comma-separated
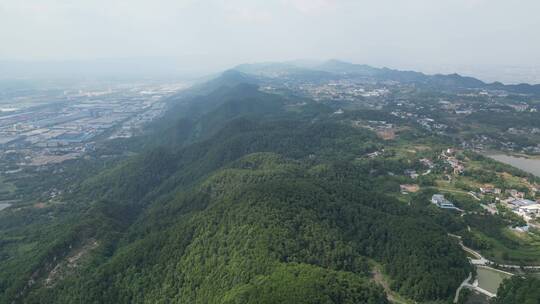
(493, 277, 540, 304)
(0, 83, 476, 303)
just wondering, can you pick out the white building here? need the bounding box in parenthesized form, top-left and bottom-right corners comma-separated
(431, 194, 457, 209)
(517, 204, 540, 218)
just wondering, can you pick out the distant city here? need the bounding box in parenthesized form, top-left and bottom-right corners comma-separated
(0, 81, 188, 167)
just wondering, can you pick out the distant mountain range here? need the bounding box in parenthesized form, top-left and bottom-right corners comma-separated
(233, 59, 540, 96)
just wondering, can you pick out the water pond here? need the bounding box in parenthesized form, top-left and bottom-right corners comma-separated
(487, 154, 540, 178)
(476, 267, 512, 294)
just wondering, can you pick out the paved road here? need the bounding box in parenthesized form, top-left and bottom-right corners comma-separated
(453, 270, 497, 303)
(453, 272, 472, 303)
(448, 233, 540, 269)
(468, 191, 481, 201)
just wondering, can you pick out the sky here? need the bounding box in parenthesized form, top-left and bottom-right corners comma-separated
(1, 0, 539, 81)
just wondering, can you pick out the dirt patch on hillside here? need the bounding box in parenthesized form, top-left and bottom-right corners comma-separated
(44, 239, 99, 287)
(371, 266, 409, 304)
(33, 202, 46, 209)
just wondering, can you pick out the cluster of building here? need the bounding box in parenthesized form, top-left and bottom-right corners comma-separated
(291, 81, 390, 102)
(503, 197, 540, 221)
(399, 158, 436, 194)
(479, 186, 502, 195)
(261, 78, 392, 106)
(417, 117, 449, 132)
(479, 184, 540, 226)
(404, 169, 419, 179)
(264, 70, 539, 154)
(391, 95, 539, 154)
(440, 148, 465, 175)
(420, 158, 435, 169)
(0, 82, 183, 167)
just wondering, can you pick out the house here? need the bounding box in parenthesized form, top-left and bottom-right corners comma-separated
(453, 164, 464, 175)
(513, 225, 529, 233)
(366, 150, 383, 158)
(480, 187, 490, 194)
(419, 158, 434, 168)
(480, 186, 502, 195)
(517, 204, 540, 216)
(431, 194, 457, 209)
(432, 194, 445, 205)
(507, 198, 537, 208)
(444, 155, 464, 175)
(404, 169, 419, 179)
(503, 198, 536, 213)
(506, 189, 525, 199)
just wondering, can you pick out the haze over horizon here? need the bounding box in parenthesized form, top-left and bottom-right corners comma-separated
(1, 0, 540, 83)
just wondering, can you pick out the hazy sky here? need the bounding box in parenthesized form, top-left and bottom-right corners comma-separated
(1, 0, 540, 79)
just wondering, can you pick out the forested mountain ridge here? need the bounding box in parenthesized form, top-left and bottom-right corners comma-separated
(1, 76, 475, 303)
(22, 146, 470, 303)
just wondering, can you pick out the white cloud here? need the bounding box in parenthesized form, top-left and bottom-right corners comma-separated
(221, 0, 274, 23)
(0, 0, 539, 69)
(283, 0, 339, 15)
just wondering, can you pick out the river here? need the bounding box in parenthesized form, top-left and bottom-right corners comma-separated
(487, 154, 540, 178)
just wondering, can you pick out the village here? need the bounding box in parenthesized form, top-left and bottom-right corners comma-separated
(384, 146, 540, 301)
(395, 147, 540, 231)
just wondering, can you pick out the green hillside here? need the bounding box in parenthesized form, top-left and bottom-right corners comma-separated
(1, 81, 471, 303)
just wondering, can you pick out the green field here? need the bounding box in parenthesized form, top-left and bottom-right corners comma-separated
(472, 228, 540, 265)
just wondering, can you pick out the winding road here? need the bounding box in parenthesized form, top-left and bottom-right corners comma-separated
(453, 272, 473, 303)
(450, 233, 540, 302)
(448, 233, 540, 269)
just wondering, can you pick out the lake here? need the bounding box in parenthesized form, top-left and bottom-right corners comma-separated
(487, 154, 540, 178)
